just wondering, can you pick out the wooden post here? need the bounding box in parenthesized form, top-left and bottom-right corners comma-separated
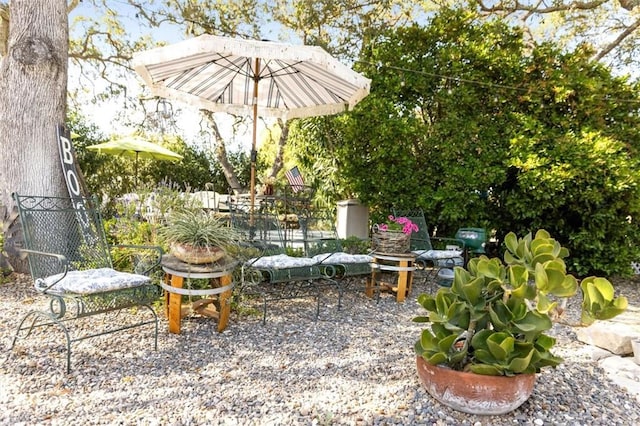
(168, 274, 184, 334)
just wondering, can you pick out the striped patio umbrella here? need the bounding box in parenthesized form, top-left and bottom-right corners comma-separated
(132, 35, 371, 212)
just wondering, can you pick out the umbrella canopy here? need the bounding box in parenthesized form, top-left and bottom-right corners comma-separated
(132, 35, 371, 211)
(87, 136, 183, 187)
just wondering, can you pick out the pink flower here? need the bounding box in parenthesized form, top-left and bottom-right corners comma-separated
(375, 215, 419, 235)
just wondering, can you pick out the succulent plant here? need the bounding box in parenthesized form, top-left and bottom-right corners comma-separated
(414, 229, 628, 376)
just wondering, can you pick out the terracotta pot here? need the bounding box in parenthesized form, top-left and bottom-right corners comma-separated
(416, 356, 536, 415)
(170, 243, 225, 264)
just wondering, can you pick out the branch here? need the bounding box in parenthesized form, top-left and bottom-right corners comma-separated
(594, 16, 640, 60)
(200, 110, 243, 193)
(475, 0, 610, 14)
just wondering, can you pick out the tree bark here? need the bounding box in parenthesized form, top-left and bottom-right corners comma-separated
(0, 0, 68, 271)
(268, 118, 288, 179)
(201, 109, 243, 194)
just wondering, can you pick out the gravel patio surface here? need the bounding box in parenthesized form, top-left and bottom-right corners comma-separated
(1, 272, 639, 425)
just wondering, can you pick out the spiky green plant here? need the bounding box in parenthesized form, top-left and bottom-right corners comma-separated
(159, 209, 240, 249)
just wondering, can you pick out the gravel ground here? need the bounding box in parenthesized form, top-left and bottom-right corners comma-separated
(1, 272, 639, 426)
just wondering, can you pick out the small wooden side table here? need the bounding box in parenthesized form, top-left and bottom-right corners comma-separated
(366, 252, 417, 302)
(160, 255, 236, 334)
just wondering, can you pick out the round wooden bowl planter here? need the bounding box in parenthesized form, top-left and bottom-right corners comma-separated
(416, 356, 536, 415)
(170, 243, 225, 264)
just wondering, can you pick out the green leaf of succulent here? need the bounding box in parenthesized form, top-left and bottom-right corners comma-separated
(469, 363, 503, 376)
(434, 291, 452, 317)
(424, 352, 448, 365)
(544, 268, 569, 295)
(469, 329, 494, 349)
(486, 333, 514, 361)
(534, 229, 550, 239)
(419, 329, 439, 351)
(504, 232, 518, 255)
(513, 310, 553, 336)
(533, 352, 564, 369)
(586, 277, 614, 299)
(545, 259, 566, 273)
(417, 293, 440, 313)
(558, 247, 569, 258)
(530, 240, 552, 257)
(431, 323, 449, 337)
(439, 333, 459, 352)
(476, 258, 502, 279)
(451, 267, 475, 294)
(551, 240, 564, 258)
(581, 277, 606, 309)
(472, 348, 495, 364)
(511, 282, 536, 299)
(580, 310, 596, 326)
(504, 250, 517, 265)
(506, 297, 528, 320)
(582, 297, 628, 325)
(536, 292, 557, 314)
(459, 277, 484, 305)
(535, 262, 548, 292)
(449, 349, 467, 365)
(555, 275, 578, 298)
(532, 252, 555, 265)
(516, 239, 527, 260)
(506, 349, 535, 374)
(467, 258, 480, 275)
(489, 302, 511, 329)
(534, 333, 556, 351)
(508, 264, 528, 287)
(487, 278, 505, 293)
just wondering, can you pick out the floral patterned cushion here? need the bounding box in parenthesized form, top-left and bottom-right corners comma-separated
(312, 252, 373, 264)
(35, 268, 151, 295)
(246, 254, 318, 269)
(413, 249, 464, 267)
(413, 249, 462, 259)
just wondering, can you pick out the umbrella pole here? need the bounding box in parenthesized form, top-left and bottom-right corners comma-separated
(249, 57, 260, 223)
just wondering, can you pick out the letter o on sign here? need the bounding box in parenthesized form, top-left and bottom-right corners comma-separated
(66, 169, 81, 197)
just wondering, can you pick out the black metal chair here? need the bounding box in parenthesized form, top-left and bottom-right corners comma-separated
(10, 194, 163, 372)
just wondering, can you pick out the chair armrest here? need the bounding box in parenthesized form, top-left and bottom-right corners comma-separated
(17, 249, 70, 291)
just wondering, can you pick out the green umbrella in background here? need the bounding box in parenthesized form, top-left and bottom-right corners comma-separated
(87, 136, 183, 188)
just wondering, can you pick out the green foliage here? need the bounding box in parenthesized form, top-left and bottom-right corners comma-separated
(414, 229, 627, 376)
(338, 236, 371, 254)
(332, 7, 640, 276)
(285, 247, 304, 257)
(580, 277, 629, 325)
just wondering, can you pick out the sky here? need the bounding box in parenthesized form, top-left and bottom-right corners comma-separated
(66, 1, 282, 152)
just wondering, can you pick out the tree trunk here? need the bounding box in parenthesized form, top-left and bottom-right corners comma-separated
(201, 109, 243, 194)
(268, 118, 288, 179)
(0, 0, 68, 272)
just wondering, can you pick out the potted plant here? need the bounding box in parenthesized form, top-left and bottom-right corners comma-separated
(414, 229, 628, 415)
(371, 215, 419, 253)
(159, 209, 240, 264)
